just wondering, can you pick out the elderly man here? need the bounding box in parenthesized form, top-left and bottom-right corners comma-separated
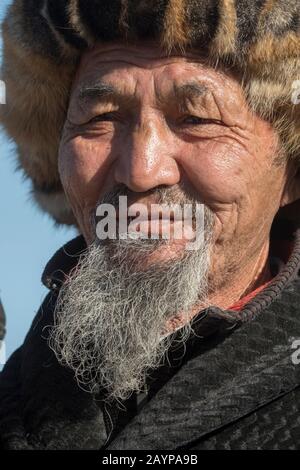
(0, 0, 300, 450)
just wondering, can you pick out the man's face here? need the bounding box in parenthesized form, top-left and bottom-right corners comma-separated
(53, 43, 293, 400)
(59, 42, 288, 290)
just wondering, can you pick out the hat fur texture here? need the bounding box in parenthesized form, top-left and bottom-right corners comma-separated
(0, 0, 300, 224)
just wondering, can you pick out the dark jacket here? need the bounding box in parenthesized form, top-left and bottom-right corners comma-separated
(1, 227, 300, 450)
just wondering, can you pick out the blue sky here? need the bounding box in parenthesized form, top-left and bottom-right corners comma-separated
(0, 1, 76, 365)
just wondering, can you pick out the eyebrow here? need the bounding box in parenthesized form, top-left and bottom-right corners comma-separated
(77, 80, 208, 107)
(172, 83, 208, 100)
(155, 82, 208, 111)
(79, 82, 119, 100)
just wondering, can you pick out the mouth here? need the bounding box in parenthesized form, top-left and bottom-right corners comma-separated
(115, 212, 196, 241)
(94, 196, 200, 244)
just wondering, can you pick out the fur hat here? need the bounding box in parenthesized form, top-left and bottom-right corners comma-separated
(0, 0, 300, 225)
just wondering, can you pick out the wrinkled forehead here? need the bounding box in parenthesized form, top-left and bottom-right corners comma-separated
(71, 41, 243, 100)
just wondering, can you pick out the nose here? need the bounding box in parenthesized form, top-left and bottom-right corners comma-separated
(114, 118, 181, 192)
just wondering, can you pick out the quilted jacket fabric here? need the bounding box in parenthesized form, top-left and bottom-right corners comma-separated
(0, 229, 300, 450)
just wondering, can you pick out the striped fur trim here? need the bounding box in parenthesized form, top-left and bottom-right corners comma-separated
(0, 0, 299, 224)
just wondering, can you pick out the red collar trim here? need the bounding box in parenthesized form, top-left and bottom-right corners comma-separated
(229, 279, 273, 311)
(228, 237, 294, 312)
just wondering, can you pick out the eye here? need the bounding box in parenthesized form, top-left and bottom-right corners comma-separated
(182, 116, 210, 125)
(89, 112, 117, 123)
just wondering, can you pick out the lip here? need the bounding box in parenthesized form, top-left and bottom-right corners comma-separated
(126, 218, 195, 239)
(114, 204, 197, 239)
(115, 211, 175, 223)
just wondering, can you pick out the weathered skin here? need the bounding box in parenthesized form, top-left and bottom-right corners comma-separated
(59, 42, 300, 314)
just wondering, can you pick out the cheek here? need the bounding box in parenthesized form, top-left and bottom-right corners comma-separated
(58, 136, 112, 209)
(179, 140, 250, 205)
(177, 139, 275, 244)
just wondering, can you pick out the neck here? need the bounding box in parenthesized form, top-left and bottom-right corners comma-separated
(165, 240, 271, 334)
(209, 240, 271, 310)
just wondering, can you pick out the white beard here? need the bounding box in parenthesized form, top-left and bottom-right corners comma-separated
(48, 186, 214, 403)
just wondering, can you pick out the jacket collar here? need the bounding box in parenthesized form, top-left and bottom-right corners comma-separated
(41, 227, 300, 450)
(42, 235, 87, 291)
(107, 275, 300, 450)
(41, 226, 300, 328)
(3, 229, 300, 450)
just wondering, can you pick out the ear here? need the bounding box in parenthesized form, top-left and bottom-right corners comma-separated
(280, 162, 300, 208)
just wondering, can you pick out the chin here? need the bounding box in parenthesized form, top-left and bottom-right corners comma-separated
(128, 238, 190, 270)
